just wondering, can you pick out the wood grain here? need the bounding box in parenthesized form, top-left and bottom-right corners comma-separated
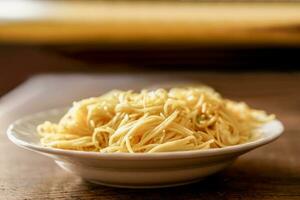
(1, 73, 300, 200)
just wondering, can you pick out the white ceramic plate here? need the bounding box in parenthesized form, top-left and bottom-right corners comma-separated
(7, 108, 284, 188)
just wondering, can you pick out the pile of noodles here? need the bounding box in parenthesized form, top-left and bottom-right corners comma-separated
(37, 86, 274, 153)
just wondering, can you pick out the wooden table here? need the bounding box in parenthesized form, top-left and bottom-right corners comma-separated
(0, 73, 299, 199)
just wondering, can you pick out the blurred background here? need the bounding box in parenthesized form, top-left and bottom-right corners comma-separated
(1, 2, 300, 199)
(0, 0, 300, 96)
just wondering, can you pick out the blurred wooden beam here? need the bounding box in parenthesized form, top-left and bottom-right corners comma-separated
(0, 1, 300, 46)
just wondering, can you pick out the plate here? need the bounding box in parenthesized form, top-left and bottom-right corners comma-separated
(7, 108, 284, 188)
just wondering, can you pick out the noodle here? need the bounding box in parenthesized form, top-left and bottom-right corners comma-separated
(37, 86, 275, 153)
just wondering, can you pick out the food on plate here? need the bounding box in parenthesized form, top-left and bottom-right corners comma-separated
(37, 85, 274, 153)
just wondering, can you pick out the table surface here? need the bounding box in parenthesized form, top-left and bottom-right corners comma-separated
(1, 73, 300, 200)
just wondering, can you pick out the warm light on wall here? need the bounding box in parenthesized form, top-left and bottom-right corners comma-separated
(0, 0, 44, 21)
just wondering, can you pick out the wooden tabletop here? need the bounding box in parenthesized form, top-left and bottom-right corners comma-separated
(1, 73, 300, 199)
(1, 2, 300, 46)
